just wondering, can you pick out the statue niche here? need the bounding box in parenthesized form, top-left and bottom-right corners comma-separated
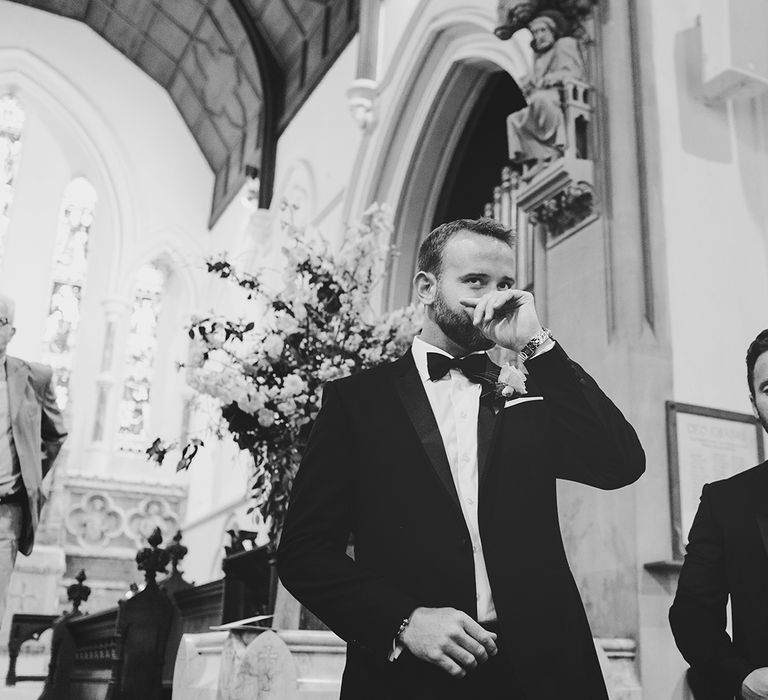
(484, 0, 600, 253)
(496, 2, 596, 180)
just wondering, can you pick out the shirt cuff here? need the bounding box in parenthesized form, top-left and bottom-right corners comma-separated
(388, 638, 404, 662)
(527, 338, 556, 361)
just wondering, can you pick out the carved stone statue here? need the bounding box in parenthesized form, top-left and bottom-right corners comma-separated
(506, 10, 586, 172)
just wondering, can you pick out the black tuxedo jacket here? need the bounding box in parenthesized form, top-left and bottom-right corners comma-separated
(278, 344, 645, 699)
(670, 461, 768, 700)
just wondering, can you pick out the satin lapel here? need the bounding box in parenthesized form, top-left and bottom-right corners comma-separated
(754, 464, 768, 560)
(391, 352, 461, 512)
(5, 356, 28, 421)
(477, 359, 501, 485)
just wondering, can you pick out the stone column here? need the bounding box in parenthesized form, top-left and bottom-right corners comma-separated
(243, 207, 276, 266)
(347, 0, 381, 130)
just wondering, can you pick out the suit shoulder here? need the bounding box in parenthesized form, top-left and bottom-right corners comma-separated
(705, 461, 768, 498)
(27, 361, 54, 383)
(7, 356, 53, 384)
(330, 358, 402, 394)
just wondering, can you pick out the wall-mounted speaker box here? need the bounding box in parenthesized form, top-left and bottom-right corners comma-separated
(701, 0, 768, 100)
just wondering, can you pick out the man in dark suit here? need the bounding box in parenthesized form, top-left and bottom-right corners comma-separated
(670, 329, 768, 700)
(0, 292, 68, 622)
(278, 218, 645, 698)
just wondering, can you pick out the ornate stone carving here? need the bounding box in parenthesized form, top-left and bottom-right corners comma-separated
(229, 630, 298, 699)
(346, 78, 379, 131)
(65, 492, 125, 549)
(125, 497, 179, 549)
(495, 0, 599, 189)
(504, 10, 588, 175)
(529, 180, 597, 240)
(494, 0, 598, 42)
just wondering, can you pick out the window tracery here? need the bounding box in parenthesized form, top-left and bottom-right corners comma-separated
(117, 262, 166, 451)
(42, 177, 97, 409)
(0, 95, 25, 265)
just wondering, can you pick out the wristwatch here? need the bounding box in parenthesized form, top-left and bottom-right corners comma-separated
(518, 327, 553, 362)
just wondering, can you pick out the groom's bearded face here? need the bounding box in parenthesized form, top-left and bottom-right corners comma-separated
(430, 231, 517, 352)
(433, 281, 493, 352)
(751, 352, 768, 433)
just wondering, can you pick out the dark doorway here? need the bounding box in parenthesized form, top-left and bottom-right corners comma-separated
(432, 71, 525, 226)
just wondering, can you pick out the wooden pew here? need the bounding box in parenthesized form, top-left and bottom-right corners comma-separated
(33, 530, 277, 699)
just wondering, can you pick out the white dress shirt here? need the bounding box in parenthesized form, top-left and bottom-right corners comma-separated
(411, 336, 497, 622)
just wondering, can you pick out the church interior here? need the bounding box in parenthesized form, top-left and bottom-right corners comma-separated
(0, 0, 767, 697)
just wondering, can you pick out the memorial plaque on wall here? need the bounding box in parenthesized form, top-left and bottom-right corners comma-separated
(667, 401, 766, 560)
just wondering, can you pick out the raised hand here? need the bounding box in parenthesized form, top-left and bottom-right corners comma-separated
(399, 607, 498, 678)
(460, 289, 543, 352)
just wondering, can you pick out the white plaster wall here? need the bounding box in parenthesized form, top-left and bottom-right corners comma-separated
(273, 38, 361, 240)
(650, 0, 768, 414)
(637, 2, 768, 698)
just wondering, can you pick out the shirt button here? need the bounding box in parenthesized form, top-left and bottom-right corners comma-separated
(466, 497, 475, 505)
(461, 454, 470, 463)
(460, 411, 468, 419)
(472, 545, 478, 553)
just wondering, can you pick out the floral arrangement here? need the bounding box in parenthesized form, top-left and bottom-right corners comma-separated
(496, 363, 527, 399)
(148, 205, 423, 541)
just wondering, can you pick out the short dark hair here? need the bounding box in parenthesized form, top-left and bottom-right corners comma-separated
(746, 329, 768, 396)
(417, 218, 514, 277)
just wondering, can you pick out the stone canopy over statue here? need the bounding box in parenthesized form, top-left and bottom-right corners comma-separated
(496, 1, 595, 176)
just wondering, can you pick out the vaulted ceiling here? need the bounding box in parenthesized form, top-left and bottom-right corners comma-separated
(10, 0, 359, 223)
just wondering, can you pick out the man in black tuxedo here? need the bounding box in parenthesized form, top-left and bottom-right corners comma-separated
(278, 218, 645, 698)
(670, 329, 768, 700)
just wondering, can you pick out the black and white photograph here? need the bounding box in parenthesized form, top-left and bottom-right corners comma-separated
(0, 1, 766, 699)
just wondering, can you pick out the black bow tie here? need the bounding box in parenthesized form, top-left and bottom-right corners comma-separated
(427, 352, 488, 383)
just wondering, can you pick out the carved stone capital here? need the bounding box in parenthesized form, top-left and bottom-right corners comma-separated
(346, 78, 379, 131)
(515, 157, 598, 244)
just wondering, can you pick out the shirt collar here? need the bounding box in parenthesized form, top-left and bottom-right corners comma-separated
(411, 336, 487, 383)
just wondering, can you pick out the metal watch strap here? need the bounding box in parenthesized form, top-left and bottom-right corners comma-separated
(395, 617, 410, 641)
(519, 327, 552, 362)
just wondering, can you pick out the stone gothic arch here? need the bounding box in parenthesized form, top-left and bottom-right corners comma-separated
(0, 47, 135, 288)
(344, 3, 533, 310)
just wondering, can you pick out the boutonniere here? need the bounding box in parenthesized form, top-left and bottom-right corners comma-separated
(496, 362, 527, 400)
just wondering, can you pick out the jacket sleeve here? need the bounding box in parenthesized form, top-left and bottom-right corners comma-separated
(669, 484, 754, 699)
(525, 343, 645, 489)
(39, 368, 67, 478)
(277, 380, 418, 659)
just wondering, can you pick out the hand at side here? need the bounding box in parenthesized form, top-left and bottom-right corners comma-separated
(743, 668, 768, 700)
(399, 607, 498, 678)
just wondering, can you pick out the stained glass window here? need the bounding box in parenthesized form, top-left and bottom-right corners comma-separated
(41, 177, 97, 409)
(117, 263, 166, 451)
(0, 95, 25, 265)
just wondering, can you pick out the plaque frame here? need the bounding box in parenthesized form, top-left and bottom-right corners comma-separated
(667, 401, 765, 560)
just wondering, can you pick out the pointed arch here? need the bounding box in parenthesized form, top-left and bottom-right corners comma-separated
(117, 233, 202, 312)
(115, 239, 201, 453)
(343, 4, 533, 309)
(116, 259, 168, 451)
(41, 176, 98, 408)
(0, 48, 136, 288)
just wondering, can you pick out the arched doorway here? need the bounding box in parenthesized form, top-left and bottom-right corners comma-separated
(385, 61, 526, 309)
(432, 71, 524, 226)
